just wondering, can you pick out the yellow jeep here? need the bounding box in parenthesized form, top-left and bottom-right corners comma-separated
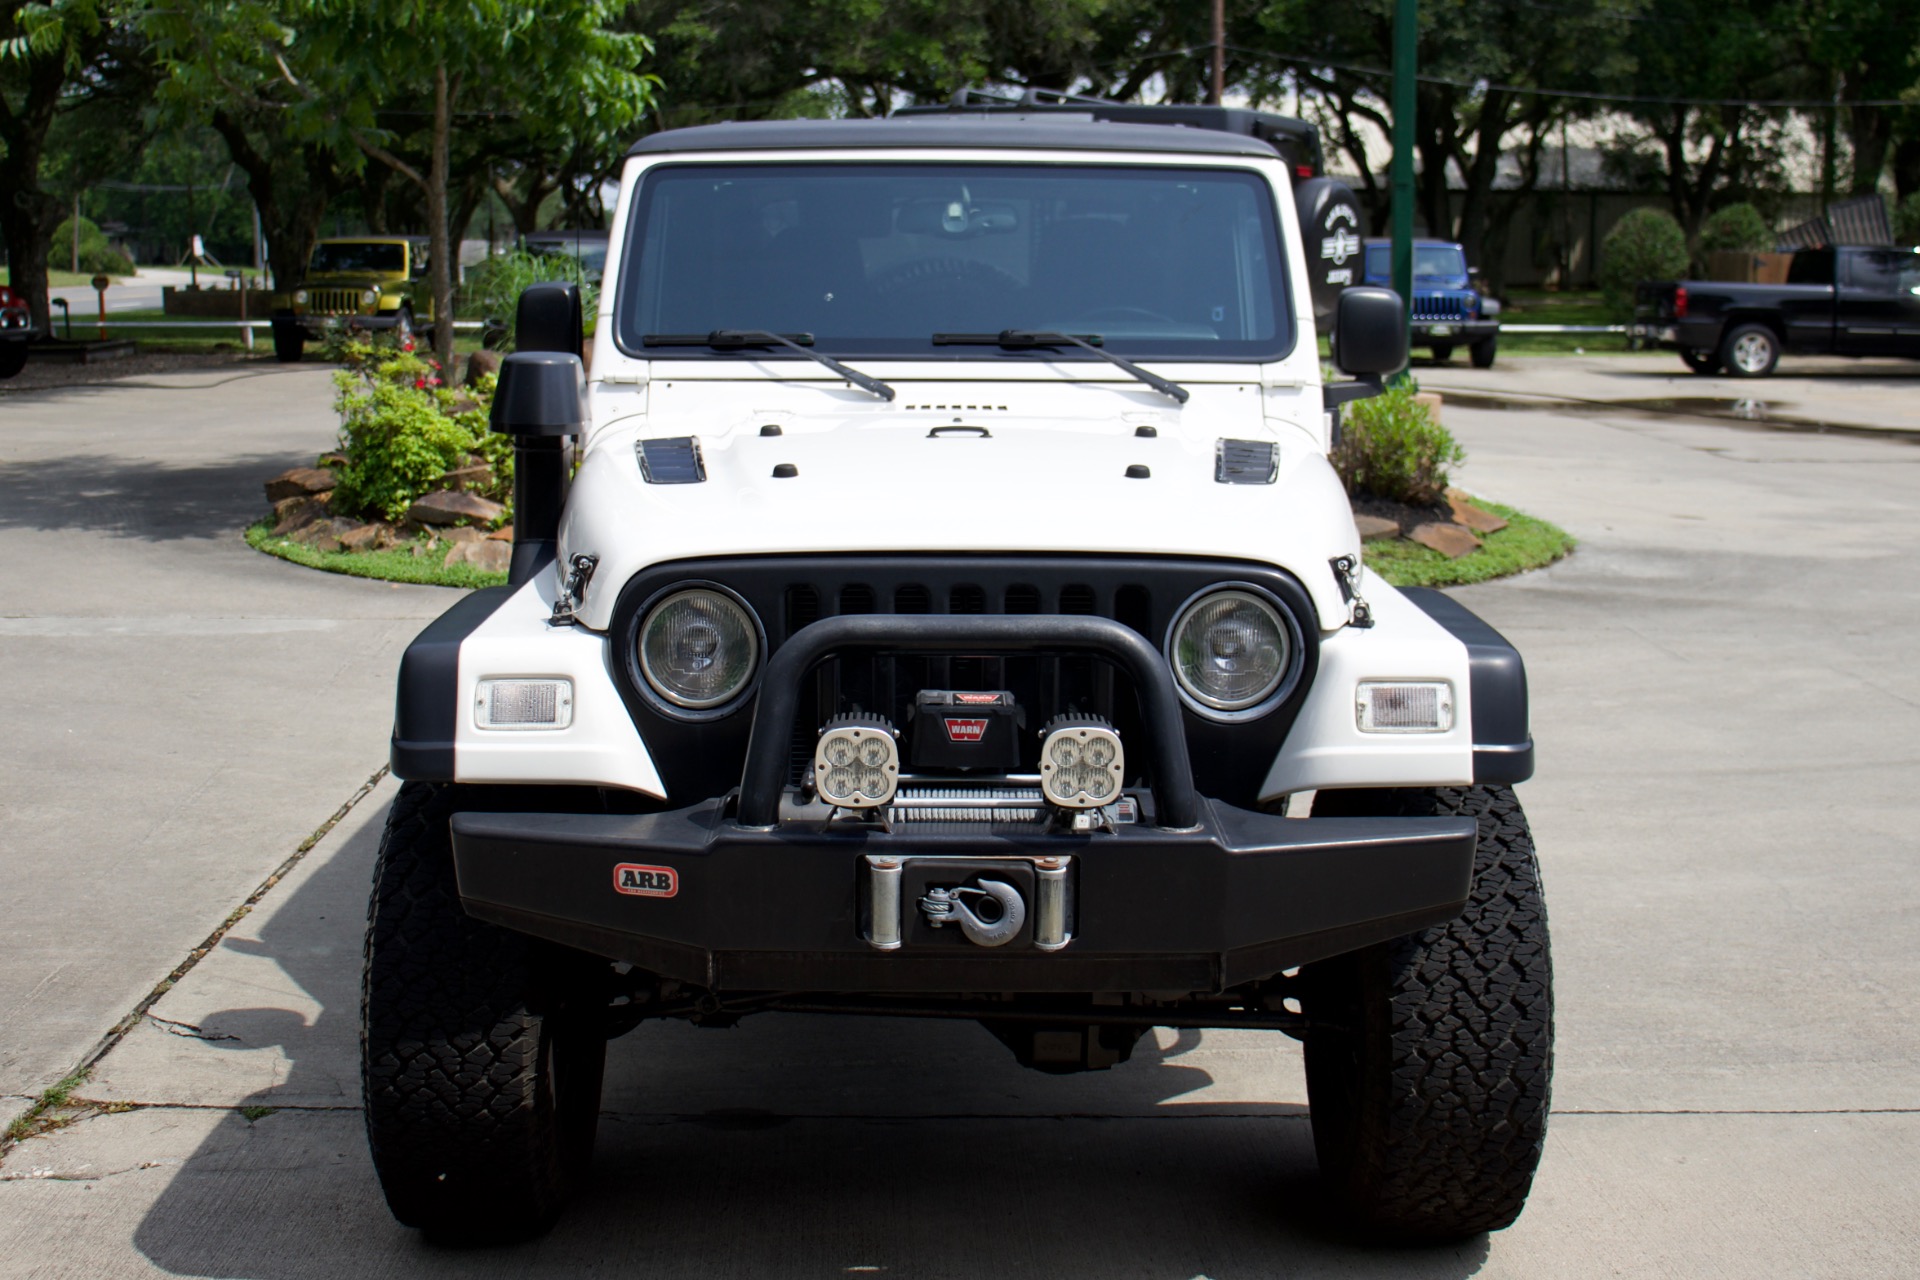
(272, 236, 434, 361)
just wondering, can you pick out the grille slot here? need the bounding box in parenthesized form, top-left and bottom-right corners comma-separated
(309, 288, 364, 316)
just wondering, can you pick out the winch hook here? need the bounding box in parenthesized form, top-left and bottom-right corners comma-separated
(919, 879, 1026, 947)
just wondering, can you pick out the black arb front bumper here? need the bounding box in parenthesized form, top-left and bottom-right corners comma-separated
(447, 614, 1479, 996)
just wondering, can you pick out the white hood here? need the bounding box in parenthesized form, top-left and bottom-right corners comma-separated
(559, 376, 1359, 632)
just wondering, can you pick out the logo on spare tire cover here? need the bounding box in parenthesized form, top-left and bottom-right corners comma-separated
(944, 718, 989, 742)
(613, 863, 678, 897)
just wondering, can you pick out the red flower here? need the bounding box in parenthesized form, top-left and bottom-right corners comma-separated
(414, 377, 428, 389)
(401, 337, 416, 352)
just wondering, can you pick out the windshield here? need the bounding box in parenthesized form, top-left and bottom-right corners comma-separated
(616, 162, 1293, 360)
(308, 242, 406, 275)
(1364, 245, 1468, 282)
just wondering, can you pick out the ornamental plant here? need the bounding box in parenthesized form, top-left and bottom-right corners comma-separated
(1331, 382, 1465, 507)
(1598, 206, 1689, 316)
(1698, 203, 1772, 254)
(323, 332, 512, 523)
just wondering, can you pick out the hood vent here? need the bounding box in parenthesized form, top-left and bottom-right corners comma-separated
(637, 436, 706, 484)
(1216, 439, 1278, 484)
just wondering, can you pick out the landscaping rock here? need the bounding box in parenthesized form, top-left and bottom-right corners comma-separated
(338, 522, 397, 552)
(317, 452, 349, 469)
(1354, 514, 1400, 541)
(1413, 391, 1443, 423)
(441, 526, 485, 545)
(409, 489, 505, 526)
(445, 539, 511, 574)
(264, 466, 338, 503)
(465, 350, 501, 385)
(446, 395, 482, 416)
(440, 463, 494, 492)
(288, 516, 358, 553)
(1409, 521, 1482, 559)
(1446, 489, 1509, 534)
(271, 495, 330, 535)
(488, 524, 514, 542)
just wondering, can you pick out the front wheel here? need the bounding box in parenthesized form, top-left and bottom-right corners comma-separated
(1720, 322, 1780, 377)
(0, 341, 27, 380)
(362, 782, 607, 1244)
(1470, 335, 1497, 368)
(1301, 785, 1553, 1242)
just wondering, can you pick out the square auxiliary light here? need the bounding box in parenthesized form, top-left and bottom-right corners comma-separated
(1356, 681, 1454, 734)
(476, 679, 575, 731)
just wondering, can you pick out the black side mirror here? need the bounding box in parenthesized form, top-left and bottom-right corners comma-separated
(516, 281, 584, 357)
(1333, 285, 1407, 376)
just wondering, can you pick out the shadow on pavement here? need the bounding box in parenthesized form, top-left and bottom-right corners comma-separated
(0, 453, 298, 542)
(127, 808, 1492, 1279)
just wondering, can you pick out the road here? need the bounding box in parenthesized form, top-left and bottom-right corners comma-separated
(2, 364, 1918, 1275)
(48, 267, 210, 318)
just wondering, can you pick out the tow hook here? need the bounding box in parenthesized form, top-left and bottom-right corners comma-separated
(919, 881, 1026, 947)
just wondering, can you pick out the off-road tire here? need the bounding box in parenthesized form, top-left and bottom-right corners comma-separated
(1720, 322, 1780, 377)
(1470, 336, 1497, 369)
(0, 341, 27, 380)
(362, 781, 607, 1244)
(1301, 784, 1552, 1242)
(1679, 346, 1720, 375)
(1429, 342, 1454, 362)
(271, 315, 305, 364)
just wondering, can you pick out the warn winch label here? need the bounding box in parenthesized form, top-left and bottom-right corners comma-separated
(944, 718, 989, 742)
(613, 863, 678, 898)
(952, 692, 1005, 705)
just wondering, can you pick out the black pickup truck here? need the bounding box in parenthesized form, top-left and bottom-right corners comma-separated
(1633, 244, 1920, 376)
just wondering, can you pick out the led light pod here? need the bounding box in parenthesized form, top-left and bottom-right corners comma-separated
(1039, 715, 1125, 809)
(814, 715, 899, 808)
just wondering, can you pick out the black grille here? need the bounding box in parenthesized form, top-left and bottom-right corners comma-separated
(606, 556, 1320, 807)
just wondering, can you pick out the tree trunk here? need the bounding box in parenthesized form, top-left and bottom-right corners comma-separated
(0, 50, 73, 332)
(429, 64, 457, 370)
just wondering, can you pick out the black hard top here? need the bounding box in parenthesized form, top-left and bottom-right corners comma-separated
(626, 116, 1280, 161)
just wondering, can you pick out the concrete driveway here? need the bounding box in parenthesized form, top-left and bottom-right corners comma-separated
(2, 372, 1918, 1275)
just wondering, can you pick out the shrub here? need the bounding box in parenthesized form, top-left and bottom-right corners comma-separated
(1699, 203, 1772, 254)
(1599, 206, 1689, 315)
(324, 333, 510, 522)
(1331, 382, 1465, 507)
(1896, 193, 1920, 247)
(458, 249, 598, 349)
(51, 215, 135, 276)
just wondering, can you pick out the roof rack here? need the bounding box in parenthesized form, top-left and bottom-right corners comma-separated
(946, 86, 1120, 109)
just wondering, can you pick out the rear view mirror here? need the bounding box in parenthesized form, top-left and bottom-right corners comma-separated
(1333, 285, 1406, 376)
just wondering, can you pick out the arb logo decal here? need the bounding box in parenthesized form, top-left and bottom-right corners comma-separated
(613, 863, 678, 898)
(944, 718, 989, 742)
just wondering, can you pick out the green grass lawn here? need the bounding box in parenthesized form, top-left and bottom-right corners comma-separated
(1363, 500, 1576, 588)
(246, 520, 507, 589)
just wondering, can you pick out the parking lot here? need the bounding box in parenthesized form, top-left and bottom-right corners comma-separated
(3, 357, 1918, 1276)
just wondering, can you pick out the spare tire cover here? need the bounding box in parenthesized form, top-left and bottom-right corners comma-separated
(1293, 178, 1367, 328)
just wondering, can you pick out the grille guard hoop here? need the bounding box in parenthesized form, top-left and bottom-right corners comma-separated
(738, 614, 1201, 829)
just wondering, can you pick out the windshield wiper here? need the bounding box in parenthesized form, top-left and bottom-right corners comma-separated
(643, 329, 895, 402)
(932, 330, 1190, 405)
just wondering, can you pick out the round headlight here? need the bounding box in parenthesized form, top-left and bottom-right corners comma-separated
(1168, 589, 1296, 714)
(637, 588, 760, 710)
(363, 287, 381, 306)
(293, 289, 308, 305)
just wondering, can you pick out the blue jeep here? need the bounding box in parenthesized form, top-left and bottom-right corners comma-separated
(1363, 238, 1500, 367)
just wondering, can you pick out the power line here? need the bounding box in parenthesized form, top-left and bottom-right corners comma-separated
(1227, 45, 1917, 110)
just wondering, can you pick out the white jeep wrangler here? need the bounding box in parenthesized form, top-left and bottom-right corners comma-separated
(362, 99, 1551, 1246)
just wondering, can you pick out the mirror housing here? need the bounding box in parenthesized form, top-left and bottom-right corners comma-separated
(1333, 285, 1407, 376)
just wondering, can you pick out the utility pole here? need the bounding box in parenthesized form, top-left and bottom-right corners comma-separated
(1391, 0, 1417, 350)
(1210, 0, 1225, 106)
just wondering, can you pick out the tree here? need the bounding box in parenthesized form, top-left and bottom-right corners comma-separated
(0, 0, 140, 330)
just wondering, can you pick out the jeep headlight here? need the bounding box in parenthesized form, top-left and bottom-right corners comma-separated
(1168, 588, 1298, 715)
(293, 289, 308, 305)
(363, 287, 381, 307)
(637, 587, 760, 710)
